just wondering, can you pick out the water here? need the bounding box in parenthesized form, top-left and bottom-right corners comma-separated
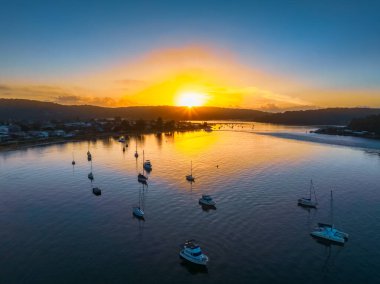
(1, 123, 380, 283)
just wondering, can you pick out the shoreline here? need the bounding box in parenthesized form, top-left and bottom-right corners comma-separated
(0, 129, 203, 152)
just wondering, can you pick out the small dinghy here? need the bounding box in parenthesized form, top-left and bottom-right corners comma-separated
(199, 195, 216, 207)
(298, 180, 318, 208)
(87, 151, 92, 161)
(92, 187, 101, 196)
(179, 240, 209, 266)
(133, 206, 144, 219)
(72, 160, 75, 165)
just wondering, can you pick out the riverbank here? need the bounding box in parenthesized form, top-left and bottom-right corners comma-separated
(0, 128, 207, 152)
(312, 127, 380, 140)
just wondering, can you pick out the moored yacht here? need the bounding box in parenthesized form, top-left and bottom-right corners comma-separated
(186, 161, 195, 182)
(298, 180, 318, 208)
(143, 151, 152, 171)
(310, 224, 348, 244)
(138, 173, 148, 183)
(87, 151, 92, 161)
(143, 160, 152, 171)
(133, 206, 144, 219)
(199, 195, 216, 207)
(179, 240, 209, 266)
(88, 172, 94, 180)
(118, 136, 126, 142)
(310, 191, 348, 244)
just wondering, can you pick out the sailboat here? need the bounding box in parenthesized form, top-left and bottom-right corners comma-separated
(71, 152, 76, 165)
(134, 139, 139, 158)
(298, 180, 318, 208)
(310, 191, 348, 244)
(133, 184, 145, 219)
(87, 142, 92, 161)
(88, 160, 94, 180)
(143, 150, 152, 172)
(186, 161, 195, 182)
(137, 151, 148, 183)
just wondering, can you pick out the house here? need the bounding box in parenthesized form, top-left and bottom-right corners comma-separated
(53, 130, 66, 137)
(0, 125, 9, 135)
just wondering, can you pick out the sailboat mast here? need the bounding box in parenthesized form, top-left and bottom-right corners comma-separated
(330, 190, 334, 226)
(310, 180, 312, 199)
(190, 161, 192, 175)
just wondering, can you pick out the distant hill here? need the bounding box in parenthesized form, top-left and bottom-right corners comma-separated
(0, 99, 267, 121)
(349, 114, 380, 134)
(1, 99, 379, 125)
(254, 108, 380, 125)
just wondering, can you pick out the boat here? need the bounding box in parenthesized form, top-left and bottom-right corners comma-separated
(87, 151, 92, 161)
(88, 160, 94, 180)
(138, 173, 148, 183)
(72, 152, 76, 165)
(134, 140, 139, 158)
(133, 207, 144, 218)
(133, 183, 146, 219)
(143, 160, 152, 171)
(143, 150, 152, 171)
(86, 142, 92, 161)
(310, 191, 348, 244)
(122, 147, 125, 152)
(298, 180, 318, 208)
(118, 136, 126, 142)
(199, 195, 216, 207)
(186, 161, 195, 182)
(310, 225, 348, 244)
(179, 240, 209, 266)
(204, 126, 212, 132)
(92, 187, 101, 196)
(88, 172, 94, 180)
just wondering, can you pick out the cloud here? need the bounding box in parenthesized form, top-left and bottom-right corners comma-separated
(3, 45, 379, 109)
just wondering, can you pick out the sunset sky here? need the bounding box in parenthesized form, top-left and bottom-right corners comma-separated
(1, 0, 379, 111)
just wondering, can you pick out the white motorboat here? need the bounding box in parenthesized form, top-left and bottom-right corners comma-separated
(186, 161, 195, 182)
(310, 191, 348, 244)
(298, 180, 318, 208)
(118, 136, 126, 142)
(133, 206, 144, 219)
(179, 240, 209, 266)
(199, 195, 216, 206)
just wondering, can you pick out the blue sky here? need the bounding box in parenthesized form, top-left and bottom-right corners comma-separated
(0, 0, 379, 108)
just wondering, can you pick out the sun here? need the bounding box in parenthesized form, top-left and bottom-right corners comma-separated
(176, 91, 208, 107)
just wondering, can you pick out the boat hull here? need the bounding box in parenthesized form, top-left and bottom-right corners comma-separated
(298, 199, 317, 208)
(179, 250, 208, 266)
(199, 199, 216, 207)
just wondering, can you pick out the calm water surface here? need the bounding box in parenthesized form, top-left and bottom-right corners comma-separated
(1, 123, 380, 283)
